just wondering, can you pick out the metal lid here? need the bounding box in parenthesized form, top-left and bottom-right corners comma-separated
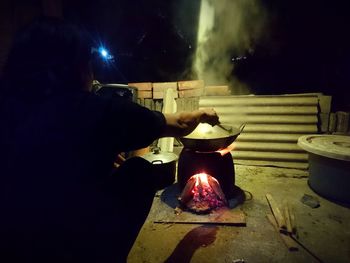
(298, 135, 350, 161)
(141, 148, 178, 164)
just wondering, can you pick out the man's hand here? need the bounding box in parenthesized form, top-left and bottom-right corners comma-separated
(162, 108, 220, 138)
(197, 108, 219, 126)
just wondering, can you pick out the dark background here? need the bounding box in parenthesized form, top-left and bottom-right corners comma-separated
(0, 0, 349, 111)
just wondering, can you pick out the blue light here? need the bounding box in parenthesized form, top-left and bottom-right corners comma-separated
(99, 48, 108, 58)
(91, 46, 114, 62)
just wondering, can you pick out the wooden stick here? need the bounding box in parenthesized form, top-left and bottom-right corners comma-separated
(266, 193, 287, 232)
(267, 214, 298, 251)
(283, 200, 293, 234)
(289, 205, 298, 238)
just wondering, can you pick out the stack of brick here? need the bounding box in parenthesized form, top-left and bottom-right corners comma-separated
(152, 82, 178, 99)
(178, 80, 204, 98)
(128, 82, 152, 99)
(129, 80, 232, 99)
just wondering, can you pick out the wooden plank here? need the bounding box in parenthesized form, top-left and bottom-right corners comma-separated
(154, 207, 246, 226)
(265, 193, 287, 232)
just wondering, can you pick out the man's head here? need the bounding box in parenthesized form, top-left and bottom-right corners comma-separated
(2, 16, 94, 95)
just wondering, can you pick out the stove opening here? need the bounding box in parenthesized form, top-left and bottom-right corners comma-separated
(178, 172, 228, 214)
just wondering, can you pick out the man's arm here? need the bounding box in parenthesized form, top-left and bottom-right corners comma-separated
(161, 108, 220, 138)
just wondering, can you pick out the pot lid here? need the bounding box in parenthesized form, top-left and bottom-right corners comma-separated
(298, 135, 350, 161)
(184, 123, 240, 139)
(141, 148, 178, 163)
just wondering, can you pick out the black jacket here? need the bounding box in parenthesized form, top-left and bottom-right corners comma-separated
(0, 89, 165, 261)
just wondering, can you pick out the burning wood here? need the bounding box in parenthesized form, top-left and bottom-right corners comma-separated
(178, 173, 228, 213)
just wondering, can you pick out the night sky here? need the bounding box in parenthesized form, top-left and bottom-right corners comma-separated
(1, 0, 350, 110)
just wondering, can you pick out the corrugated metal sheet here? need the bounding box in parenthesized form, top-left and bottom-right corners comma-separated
(199, 94, 324, 169)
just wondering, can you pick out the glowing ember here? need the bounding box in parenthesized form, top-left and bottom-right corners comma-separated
(179, 173, 228, 213)
(216, 142, 236, 156)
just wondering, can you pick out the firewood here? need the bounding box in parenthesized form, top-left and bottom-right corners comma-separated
(266, 193, 287, 233)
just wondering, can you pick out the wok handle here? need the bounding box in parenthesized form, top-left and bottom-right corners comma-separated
(217, 123, 232, 133)
(239, 123, 246, 133)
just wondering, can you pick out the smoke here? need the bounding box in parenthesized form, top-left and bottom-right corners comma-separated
(193, 0, 267, 94)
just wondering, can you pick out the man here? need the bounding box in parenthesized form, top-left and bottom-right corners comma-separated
(0, 17, 219, 262)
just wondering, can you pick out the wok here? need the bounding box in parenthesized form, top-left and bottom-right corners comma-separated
(178, 123, 245, 152)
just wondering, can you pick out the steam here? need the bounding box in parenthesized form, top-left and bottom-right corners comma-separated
(193, 0, 267, 94)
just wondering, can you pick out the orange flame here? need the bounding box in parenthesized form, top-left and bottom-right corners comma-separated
(182, 172, 228, 213)
(216, 142, 236, 156)
(193, 173, 210, 187)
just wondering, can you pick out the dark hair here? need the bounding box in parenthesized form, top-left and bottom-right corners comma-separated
(1, 16, 92, 97)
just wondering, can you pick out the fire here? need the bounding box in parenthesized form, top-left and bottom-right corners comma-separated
(216, 142, 236, 156)
(179, 172, 228, 213)
(194, 173, 210, 187)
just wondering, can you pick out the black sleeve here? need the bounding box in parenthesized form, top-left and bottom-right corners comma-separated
(105, 97, 166, 152)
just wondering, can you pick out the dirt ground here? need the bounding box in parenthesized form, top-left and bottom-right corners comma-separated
(128, 164, 350, 263)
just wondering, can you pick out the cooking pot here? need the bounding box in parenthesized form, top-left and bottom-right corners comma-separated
(141, 148, 178, 189)
(178, 123, 244, 152)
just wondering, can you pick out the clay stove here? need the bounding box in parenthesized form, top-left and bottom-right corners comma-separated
(177, 147, 236, 212)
